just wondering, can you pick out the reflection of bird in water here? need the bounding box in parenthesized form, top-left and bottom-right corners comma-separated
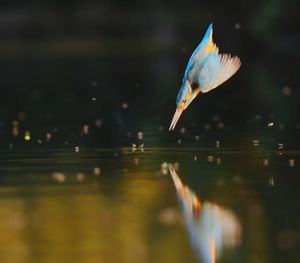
(169, 169, 241, 263)
(169, 23, 241, 130)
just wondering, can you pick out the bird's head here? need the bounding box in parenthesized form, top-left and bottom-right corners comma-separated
(169, 81, 200, 130)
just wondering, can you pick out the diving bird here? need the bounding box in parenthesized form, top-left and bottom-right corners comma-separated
(169, 23, 241, 130)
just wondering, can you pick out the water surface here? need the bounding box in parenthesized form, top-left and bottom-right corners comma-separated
(0, 144, 298, 263)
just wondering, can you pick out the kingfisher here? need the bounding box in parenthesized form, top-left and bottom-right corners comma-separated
(169, 168, 241, 263)
(169, 23, 241, 130)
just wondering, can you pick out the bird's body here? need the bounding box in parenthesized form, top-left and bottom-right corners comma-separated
(169, 23, 241, 130)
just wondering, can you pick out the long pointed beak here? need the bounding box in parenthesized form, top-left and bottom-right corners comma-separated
(169, 107, 184, 131)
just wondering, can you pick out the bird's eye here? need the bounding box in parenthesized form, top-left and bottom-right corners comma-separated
(182, 99, 186, 103)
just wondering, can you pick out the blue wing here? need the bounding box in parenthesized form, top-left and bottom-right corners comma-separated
(193, 53, 241, 93)
(192, 52, 221, 92)
(183, 23, 213, 80)
(181, 23, 241, 94)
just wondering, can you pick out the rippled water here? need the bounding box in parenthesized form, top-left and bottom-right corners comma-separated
(0, 143, 299, 263)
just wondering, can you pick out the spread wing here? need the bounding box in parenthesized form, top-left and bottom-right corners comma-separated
(199, 53, 241, 93)
(183, 23, 241, 93)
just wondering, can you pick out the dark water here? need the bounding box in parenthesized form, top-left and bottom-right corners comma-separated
(0, 140, 299, 263)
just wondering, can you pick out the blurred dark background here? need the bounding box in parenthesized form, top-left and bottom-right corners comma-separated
(0, 0, 299, 146)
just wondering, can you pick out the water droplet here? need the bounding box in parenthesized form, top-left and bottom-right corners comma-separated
(207, 155, 214, 162)
(46, 133, 52, 142)
(253, 140, 260, 146)
(24, 132, 31, 141)
(161, 168, 168, 175)
(179, 126, 186, 134)
(269, 176, 274, 187)
(12, 121, 19, 137)
(161, 162, 168, 169)
(82, 125, 89, 135)
(263, 159, 269, 166)
(93, 167, 101, 176)
(217, 122, 224, 129)
(137, 131, 143, 140)
(37, 139, 43, 144)
(234, 23, 241, 30)
(195, 135, 200, 141)
(158, 208, 177, 225)
(121, 102, 128, 109)
(160, 162, 169, 175)
(95, 118, 103, 128)
(278, 143, 284, 150)
(53, 172, 65, 183)
(216, 157, 221, 165)
(193, 156, 198, 161)
(215, 140, 220, 148)
(177, 139, 182, 145)
(133, 158, 139, 165)
(75, 146, 80, 153)
(282, 86, 292, 96)
(267, 122, 274, 127)
(173, 162, 180, 171)
(92, 97, 97, 101)
(76, 172, 85, 182)
(288, 159, 295, 167)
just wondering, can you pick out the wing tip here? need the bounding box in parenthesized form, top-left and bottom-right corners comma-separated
(220, 53, 242, 71)
(232, 55, 242, 71)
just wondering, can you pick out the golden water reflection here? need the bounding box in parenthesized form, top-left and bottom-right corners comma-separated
(0, 147, 298, 263)
(0, 179, 192, 263)
(170, 169, 242, 263)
